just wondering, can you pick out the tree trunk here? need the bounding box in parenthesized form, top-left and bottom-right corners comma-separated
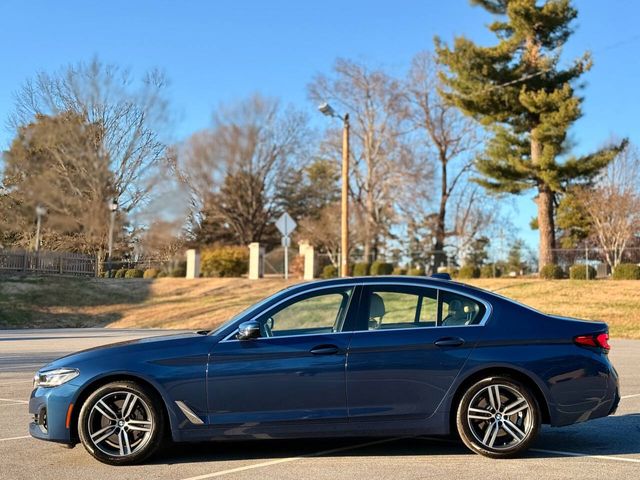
(433, 155, 448, 273)
(532, 135, 556, 270)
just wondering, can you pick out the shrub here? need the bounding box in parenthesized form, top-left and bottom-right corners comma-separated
(612, 263, 640, 280)
(125, 268, 144, 278)
(157, 270, 167, 278)
(114, 268, 127, 278)
(353, 262, 371, 276)
(540, 264, 563, 279)
(480, 264, 501, 278)
(168, 261, 187, 278)
(569, 264, 597, 280)
(458, 265, 480, 279)
(143, 268, 159, 279)
(392, 267, 407, 275)
(320, 264, 338, 279)
(438, 267, 458, 278)
(201, 246, 248, 277)
(370, 261, 394, 276)
(408, 267, 424, 276)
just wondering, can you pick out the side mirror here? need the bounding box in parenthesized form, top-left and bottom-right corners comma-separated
(237, 320, 260, 341)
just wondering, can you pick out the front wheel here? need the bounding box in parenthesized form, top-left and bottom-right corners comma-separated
(456, 376, 540, 458)
(78, 381, 165, 465)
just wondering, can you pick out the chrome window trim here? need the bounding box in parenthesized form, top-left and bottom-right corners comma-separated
(219, 280, 493, 343)
(221, 283, 359, 343)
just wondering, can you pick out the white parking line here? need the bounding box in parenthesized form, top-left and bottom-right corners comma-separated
(0, 436, 31, 442)
(180, 437, 404, 480)
(621, 393, 640, 399)
(531, 448, 640, 464)
(0, 398, 28, 404)
(0, 380, 33, 386)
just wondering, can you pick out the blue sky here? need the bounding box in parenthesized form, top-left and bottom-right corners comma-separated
(1, 0, 639, 251)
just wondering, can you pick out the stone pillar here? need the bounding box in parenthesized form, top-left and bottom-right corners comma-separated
(299, 241, 315, 280)
(249, 242, 264, 280)
(186, 249, 200, 279)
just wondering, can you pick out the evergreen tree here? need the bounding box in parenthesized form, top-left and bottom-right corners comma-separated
(436, 0, 625, 270)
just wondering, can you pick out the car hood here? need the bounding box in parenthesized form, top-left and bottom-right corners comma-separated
(39, 332, 211, 372)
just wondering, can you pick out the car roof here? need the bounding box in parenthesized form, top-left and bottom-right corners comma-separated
(288, 275, 491, 298)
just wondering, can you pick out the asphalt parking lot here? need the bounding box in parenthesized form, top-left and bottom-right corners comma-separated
(1, 329, 638, 480)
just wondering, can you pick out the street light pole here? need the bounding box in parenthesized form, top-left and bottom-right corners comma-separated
(318, 102, 350, 277)
(34, 205, 47, 252)
(340, 113, 350, 277)
(107, 199, 118, 277)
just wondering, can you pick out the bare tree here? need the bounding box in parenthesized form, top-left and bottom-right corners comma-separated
(173, 95, 309, 246)
(403, 52, 481, 270)
(309, 58, 428, 261)
(578, 142, 640, 270)
(9, 58, 170, 215)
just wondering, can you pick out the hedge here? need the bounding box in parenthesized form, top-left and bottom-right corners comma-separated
(612, 263, 640, 280)
(569, 264, 597, 280)
(143, 268, 160, 279)
(540, 264, 563, 279)
(458, 265, 480, 279)
(392, 267, 407, 275)
(201, 246, 248, 277)
(114, 268, 127, 278)
(125, 268, 144, 278)
(408, 267, 424, 276)
(370, 261, 394, 276)
(320, 264, 338, 279)
(353, 262, 371, 276)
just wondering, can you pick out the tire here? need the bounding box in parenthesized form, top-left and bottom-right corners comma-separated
(456, 376, 540, 458)
(78, 381, 165, 465)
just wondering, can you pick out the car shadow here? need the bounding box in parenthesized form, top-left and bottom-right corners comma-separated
(149, 413, 640, 465)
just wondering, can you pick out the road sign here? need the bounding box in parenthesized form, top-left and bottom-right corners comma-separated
(276, 212, 296, 237)
(276, 212, 296, 280)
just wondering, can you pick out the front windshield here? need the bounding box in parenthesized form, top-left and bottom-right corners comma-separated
(207, 286, 293, 336)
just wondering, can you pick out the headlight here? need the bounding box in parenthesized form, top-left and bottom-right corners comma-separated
(33, 368, 80, 388)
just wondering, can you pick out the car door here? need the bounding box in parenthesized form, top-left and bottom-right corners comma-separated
(346, 283, 488, 421)
(207, 285, 359, 426)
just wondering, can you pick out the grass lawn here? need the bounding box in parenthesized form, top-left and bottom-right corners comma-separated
(0, 276, 639, 338)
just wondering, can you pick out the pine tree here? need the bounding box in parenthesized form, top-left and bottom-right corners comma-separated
(436, 0, 625, 270)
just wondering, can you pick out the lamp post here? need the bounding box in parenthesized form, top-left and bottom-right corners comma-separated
(107, 199, 118, 277)
(318, 102, 350, 277)
(34, 205, 47, 252)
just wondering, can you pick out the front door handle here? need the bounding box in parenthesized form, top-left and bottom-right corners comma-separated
(310, 345, 340, 355)
(434, 337, 465, 347)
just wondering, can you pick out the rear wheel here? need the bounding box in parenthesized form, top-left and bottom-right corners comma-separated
(78, 381, 164, 465)
(456, 376, 540, 458)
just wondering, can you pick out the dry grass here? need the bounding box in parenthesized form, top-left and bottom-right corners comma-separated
(1, 276, 639, 338)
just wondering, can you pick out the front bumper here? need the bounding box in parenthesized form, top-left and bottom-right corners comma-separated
(28, 382, 80, 444)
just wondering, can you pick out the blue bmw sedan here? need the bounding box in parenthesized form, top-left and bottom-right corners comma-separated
(29, 275, 619, 464)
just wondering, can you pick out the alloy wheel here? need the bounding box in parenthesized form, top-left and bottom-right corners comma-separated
(87, 391, 154, 457)
(466, 383, 533, 450)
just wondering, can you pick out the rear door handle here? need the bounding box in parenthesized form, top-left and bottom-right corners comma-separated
(310, 345, 340, 355)
(434, 337, 465, 347)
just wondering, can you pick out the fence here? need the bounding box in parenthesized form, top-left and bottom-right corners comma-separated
(0, 249, 97, 277)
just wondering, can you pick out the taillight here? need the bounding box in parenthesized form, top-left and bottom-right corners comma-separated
(574, 332, 610, 352)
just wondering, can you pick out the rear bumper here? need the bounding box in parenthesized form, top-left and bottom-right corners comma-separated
(550, 356, 620, 427)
